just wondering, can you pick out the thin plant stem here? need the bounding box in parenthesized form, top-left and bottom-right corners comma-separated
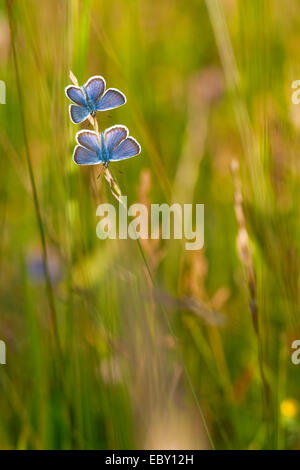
(7, 0, 62, 357)
(68, 68, 215, 449)
(231, 159, 271, 439)
(135, 237, 215, 449)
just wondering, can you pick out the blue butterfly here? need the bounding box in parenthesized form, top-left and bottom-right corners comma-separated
(73, 125, 141, 167)
(65, 75, 126, 124)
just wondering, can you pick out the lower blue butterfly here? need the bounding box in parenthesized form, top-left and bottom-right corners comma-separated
(73, 125, 141, 167)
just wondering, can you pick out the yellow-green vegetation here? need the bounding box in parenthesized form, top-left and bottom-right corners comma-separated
(0, 0, 300, 450)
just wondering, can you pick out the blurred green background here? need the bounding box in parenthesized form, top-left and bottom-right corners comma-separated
(1, 0, 300, 450)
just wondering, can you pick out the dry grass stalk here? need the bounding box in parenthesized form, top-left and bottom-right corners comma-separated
(231, 158, 258, 335)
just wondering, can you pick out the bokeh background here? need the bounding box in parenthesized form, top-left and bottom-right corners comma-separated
(1, 0, 300, 450)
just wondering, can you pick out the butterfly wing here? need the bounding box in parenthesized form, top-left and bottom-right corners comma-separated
(69, 104, 90, 124)
(109, 137, 141, 162)
(104, 125, 128, 153)
(65, 86, 86, 106)
(76, 130, 100, 153)
(96, 88, 126, 111)
(84, 75, 106, 102)
(73, 145, 101, 165)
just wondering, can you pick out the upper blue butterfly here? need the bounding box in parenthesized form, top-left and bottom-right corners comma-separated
(73, 125, 141, 167)
(65, 75, 126, 124)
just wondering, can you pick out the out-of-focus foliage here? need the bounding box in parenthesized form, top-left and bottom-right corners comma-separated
(0, 0, 300, 449)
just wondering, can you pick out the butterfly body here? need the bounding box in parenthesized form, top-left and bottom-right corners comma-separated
(94, 133, 110, 167)
(80, 85, 96, 115)
(73, 125, 141, 167)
